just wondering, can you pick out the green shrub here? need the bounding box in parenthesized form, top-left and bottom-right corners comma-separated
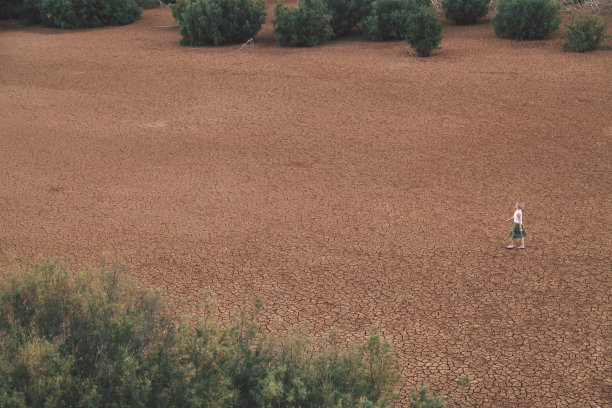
(245, 328, 400, 407)
(0, 0, 22, 19)
(441, 0, 489, 24)
(273, 0, 334, 46)
(170, 0, 189, 23)
(362, 0, 427, 41)
(404, 5, 442, 56)
(17, 0, 43, 25)
(171, 0, 266, 46)
(325, 0, 372, 37)
(136, 0, 161, 8)
(38, 0, 141, 28)
(0, 260, 403, 407)
(0, 261, 187, 407)
(563, 11, 607, 52)
(492, 0, 560, 40)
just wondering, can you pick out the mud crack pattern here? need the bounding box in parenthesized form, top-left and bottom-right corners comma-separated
(0, 7, 610, 407)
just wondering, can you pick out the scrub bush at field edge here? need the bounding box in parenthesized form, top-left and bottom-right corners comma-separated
(0, 0, 21, 19)
(441, 0, 489, 25)
(563, 11, 608, 52)
(492, 0, 561, 40)
(13, 0, 141, 27)
(136, 0, 162, 8)
(42, 0, 142, 28)
(325, 0, 372, 37)
(404, 5, 442, 56)
(0, 260, 408, 407)
(362, 0, 429, 41)
(273, 0, 334, 46)
(171, 0, 266, 46)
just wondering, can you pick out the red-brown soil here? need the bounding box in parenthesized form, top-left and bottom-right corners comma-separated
(1, 6, 611, 407)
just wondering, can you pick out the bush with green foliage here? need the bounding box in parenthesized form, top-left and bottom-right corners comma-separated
(171, 0, 266, 46)
(0, 260, 404, 407)
(441, 0, 489, 24)
(362, 0, 428, 41)
(273, 0, 334, 46)
(563, 11, 607, 52)
(404, 5, 442, 56)
(36, 0, 141, 28)
(0, 0, 22, 19)
(324, 0, 372, 37)
(170, 0, 189, 22)
(492, 0, 560, 40)
(136, 0, 161, 8)
(16, 0, 43, 25)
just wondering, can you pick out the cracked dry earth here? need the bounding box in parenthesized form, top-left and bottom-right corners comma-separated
(1, 6, 611, 407)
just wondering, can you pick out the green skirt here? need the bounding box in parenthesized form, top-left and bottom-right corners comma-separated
(509, 223, 526, 239)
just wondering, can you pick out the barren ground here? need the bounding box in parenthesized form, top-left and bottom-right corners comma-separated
(1, 7, 611, 407)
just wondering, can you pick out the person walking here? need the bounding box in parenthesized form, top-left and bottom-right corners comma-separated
(506, 202, 526, 249)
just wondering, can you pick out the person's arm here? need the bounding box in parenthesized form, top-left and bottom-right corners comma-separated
(518, 212, 523, 230)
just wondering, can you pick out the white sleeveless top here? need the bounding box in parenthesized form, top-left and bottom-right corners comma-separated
(513, 209, 522, 224)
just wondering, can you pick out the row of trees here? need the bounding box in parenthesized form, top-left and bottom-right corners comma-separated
(169, 0, 443, 53)
(169, 0, 607, 55)
(0, 0, 151, 28)
(0, 0, 607, 53)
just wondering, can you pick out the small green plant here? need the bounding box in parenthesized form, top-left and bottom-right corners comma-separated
(563, 11, 607, 52)
(452, 376, 471, 408)
(457, 376, 470, 387)
(273, 0, 334, 47)
(441, 0, 489, 24)
(171, 0, 266, 46)
(324, 0, 372, 37)
(492, 0, 560, 40)
(410, 386, 447, 408)
(39, 0, 141, 29)
(404, 5, 442, 56)
(363, 0, 427, 41)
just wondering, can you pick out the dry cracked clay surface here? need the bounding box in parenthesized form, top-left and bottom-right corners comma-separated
(1, 7, 611, 407)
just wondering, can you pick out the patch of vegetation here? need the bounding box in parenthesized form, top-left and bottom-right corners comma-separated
(441, 0, 489, 25)
(404, 5, 442, 56)
(17, 0, 43, 25)
(0, 0, 22, 19)
(170, 0, 266, 46)
(410, 386, 447, 408)
(0, 260, 406, 407)
(563, 11, 607, 52)
(362, 0, 428, 41)
(324, 0, 372, 37)
(492, 0, 560, 40)
(273, 0, 334, 46)
(136, 0, 162, 8)
(3, 0, 146, 25)
(457, 376, 470, 387)
(39, 0, 141, 28)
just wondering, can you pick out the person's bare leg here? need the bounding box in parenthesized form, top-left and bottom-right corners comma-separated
(518, 238, 525, 249)
(507, 239, 514, 249)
